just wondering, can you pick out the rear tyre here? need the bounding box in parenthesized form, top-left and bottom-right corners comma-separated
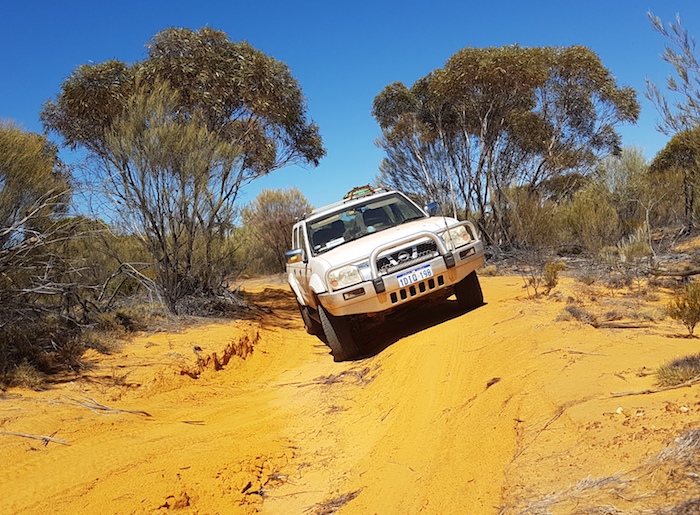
(298, 302, 322, 335)
(318, 304, 359, 361)
(454, 271, 484, 311)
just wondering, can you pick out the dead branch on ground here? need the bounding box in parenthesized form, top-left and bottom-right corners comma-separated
(0, 430, 69, 445)
(541, 348, 606, 356)
(307, 489, 362, 515)
(61, 395, 151, 417)
(611, 374, 700, 398)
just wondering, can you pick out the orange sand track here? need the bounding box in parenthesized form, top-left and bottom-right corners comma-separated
(1, 276, 700, 514)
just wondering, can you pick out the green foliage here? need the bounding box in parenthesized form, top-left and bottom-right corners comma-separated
(40, 60, 135, 154)
(375, 136, 458, 218)
(373, 44, 639, 248)
(649, 168, 686, 229)
(0, 121, 71, 243)
(520, 258, 565, 299)
(609, 147, 683, 233)
(41, 27, 325, 312)
(614, 224, 654, 292)
(507, 187, 562, 249)
(650, 127, 700, 232)
(507, 188, 567, 297)
(564, 184, 621, 254)
(45, 217, 153, 309)
(101, 80, 246, 311)
(42, 27, 325, 172)
(656, 353, 700, 386)
(538, 173, 590, 204)
(240, 187, 313, 274)
(595, 148, 647, 230)
(142, 28, 324, 165)
(0, 126, 148, 386)
(667, 282, 700, 336)
(543, 261, 566, 294)
(646, 14, 700, 233)
(651, 127, 700, 169)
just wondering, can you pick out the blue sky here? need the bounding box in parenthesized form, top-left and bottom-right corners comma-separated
(1, 0, 699, 208)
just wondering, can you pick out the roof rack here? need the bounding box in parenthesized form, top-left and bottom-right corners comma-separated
(343, 185, 382, 200)
(309, 185, 388, 216)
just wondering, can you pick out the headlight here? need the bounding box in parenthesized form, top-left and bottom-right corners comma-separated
(443, 226, 471, 249)
(328, 265, 363, 291)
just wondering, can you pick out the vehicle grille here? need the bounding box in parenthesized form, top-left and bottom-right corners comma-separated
(376, 241, 439, 275)
(390, 275, 445, 304)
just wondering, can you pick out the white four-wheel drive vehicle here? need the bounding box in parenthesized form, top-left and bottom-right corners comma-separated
(285, 186, 485, 361)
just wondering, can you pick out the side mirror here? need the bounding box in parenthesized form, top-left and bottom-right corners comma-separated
(285, 248, 306, 265)
(424, 201, 439, 216)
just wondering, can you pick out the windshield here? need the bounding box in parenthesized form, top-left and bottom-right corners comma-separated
(307, 193, 426, 255)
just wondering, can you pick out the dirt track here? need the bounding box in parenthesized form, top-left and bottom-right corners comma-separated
(2, 276, 700, 514)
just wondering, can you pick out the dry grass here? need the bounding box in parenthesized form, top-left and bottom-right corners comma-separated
(80, 329, 124, 355)
(667, 282, 700, 336)
(556, 283, 666, 329)
(8, 360, 46, 390)
(481, 264, 499, 276)
(502, 427, 700, 514)
(656, 354, 700, 387)
(557, 304, 598, 326)
(309, 490, 362, 515)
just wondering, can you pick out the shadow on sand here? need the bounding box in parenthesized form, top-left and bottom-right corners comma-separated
(243, 285, 485, 361)
(351, 299, 486, 361)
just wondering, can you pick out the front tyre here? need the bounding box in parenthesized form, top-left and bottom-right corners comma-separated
(454, 271, 484, 311)
(318, 304, 359, 361)
(298, 302, 322, 335)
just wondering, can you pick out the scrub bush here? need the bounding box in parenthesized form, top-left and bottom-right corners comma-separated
(667, 282, 700, 336)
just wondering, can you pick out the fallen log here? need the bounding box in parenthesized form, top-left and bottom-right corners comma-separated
(650, 268, 700, 278)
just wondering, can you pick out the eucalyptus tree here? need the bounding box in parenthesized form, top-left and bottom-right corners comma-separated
(375, 137, 457, 218)
(650, 128, 700, 232)
(645, 13, 700, 234)
(373, 45, 639, 248)
(373, 79, 461, 217)
(98, 80, 247, 311)
(42, 27, 325, 312)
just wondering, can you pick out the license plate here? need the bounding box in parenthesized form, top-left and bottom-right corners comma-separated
(397, 264, 433, 288)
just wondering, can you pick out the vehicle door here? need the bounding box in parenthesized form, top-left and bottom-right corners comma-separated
(288, 224, 312, 305)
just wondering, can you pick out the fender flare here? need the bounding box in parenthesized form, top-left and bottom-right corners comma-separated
(309, 274, 327, 297)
